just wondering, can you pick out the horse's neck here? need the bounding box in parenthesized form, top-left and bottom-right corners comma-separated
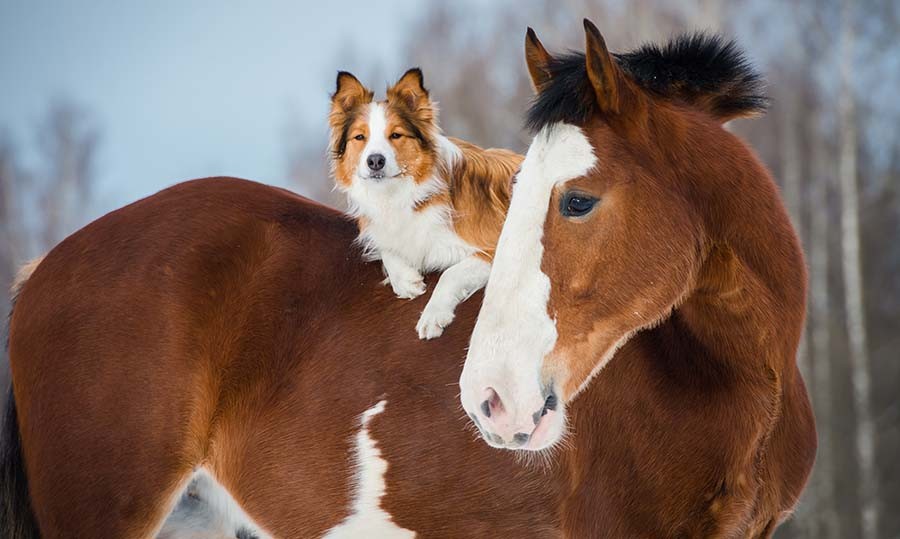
(672, 129, 806, 378)
(678, 243, 803, 378)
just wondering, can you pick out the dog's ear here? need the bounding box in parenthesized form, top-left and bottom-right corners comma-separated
(387, 68, 431, 112)
(329, 72, 373, 159)
(331, 71, 373, 113)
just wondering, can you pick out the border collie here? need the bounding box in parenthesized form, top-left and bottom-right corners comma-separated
(329, 68, 522, 339)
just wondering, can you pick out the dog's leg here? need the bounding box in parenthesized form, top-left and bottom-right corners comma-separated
(417, 256, 491, 339)
(381, 251, 426, 299)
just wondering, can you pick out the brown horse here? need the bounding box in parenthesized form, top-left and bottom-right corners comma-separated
(460, 20, 816, 535)
(2, 21, 814, 539)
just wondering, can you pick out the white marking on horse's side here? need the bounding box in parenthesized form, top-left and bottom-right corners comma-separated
(324, 400, 416, 539)
(158, 468, 271, 539)
(460, 123, 596, 440)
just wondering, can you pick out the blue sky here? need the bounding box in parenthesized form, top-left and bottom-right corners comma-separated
(5, 0, 896, 222)
(0, 0, 422, 216)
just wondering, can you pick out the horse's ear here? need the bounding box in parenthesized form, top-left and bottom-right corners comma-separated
(583, 19, 621, 114)
(525, 27, 553, 92)
(387, 68, 430, 111)
(331, 71, 372, 112)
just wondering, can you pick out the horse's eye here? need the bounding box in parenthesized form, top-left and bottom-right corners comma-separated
(390, 133, 403, 140)
(354, 134, 366, 141)
(560, 193, 598, 218)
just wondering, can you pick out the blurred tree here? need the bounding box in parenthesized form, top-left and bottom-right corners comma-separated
(837, 2, 879, 537)
(35, 102, 99, 249)
(1, 100, 99, 391)
(283, 118, 338, 208)
(0, 136, 28, 392)
(0, 136, 25, 299)
(808, 116, 839, 538)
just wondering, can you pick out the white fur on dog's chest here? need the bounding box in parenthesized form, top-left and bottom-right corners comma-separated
(349, 177, 477, 272)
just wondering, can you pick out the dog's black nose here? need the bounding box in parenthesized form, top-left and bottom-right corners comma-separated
(367, 153, 386, 172)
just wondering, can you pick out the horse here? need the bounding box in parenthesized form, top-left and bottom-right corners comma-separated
(460, 20, 816, 536)
(2, 21, 815, 538)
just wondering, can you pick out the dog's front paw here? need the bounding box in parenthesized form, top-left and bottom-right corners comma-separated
(416, 301, 455, 340)
(389, 274, 426, 299)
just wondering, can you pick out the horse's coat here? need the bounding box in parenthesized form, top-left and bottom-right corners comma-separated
(4, 178, 561, 537)
(323, 400, 415, 538)
(3, 172, 814, 537)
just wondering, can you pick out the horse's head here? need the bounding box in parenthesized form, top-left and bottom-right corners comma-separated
(460, 20, 769, 450)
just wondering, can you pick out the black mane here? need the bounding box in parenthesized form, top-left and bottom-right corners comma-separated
(525, 33, 768, 131)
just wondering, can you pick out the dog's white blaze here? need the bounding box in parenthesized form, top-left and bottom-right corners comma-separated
(324, 400, 416, 539)
(158, 468, 271, 539)
(461, 123, 596, 433)
(358, 102, 401, 179)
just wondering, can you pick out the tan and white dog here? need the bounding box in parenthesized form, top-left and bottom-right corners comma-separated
(329, 69, 521, 339)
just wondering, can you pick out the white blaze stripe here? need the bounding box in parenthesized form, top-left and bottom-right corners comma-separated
(462, 123, 596, 424)
(358, 102, 401, 178)
(324, 400, 416, 539)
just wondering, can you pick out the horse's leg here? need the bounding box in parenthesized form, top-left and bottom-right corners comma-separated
(22, 420, 198, 539)
(13, 352, 210, 538)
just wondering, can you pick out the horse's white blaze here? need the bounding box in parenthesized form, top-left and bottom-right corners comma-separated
(158, 468, 271, 539)
(324, 400, 416, 539)
(460, 123, 596, 447)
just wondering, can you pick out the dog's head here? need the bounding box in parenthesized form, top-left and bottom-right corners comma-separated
(329, 69, 442, 189)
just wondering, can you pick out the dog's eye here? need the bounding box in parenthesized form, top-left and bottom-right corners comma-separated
(390, 133, 403, 140)
(353, 134, 365, 141)
(560, 192, 598, 218)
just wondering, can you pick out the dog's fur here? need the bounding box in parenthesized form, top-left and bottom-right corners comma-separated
(329, 69, 522, 338)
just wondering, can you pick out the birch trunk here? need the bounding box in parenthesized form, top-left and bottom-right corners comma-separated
(779, 82, 811, 380)
(838, 2, 879, 537)
(809, 128, 838, 538)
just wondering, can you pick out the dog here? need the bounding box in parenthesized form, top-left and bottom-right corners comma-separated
(329, 68, 522, 339)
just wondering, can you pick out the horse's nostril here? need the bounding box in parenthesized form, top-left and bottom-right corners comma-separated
(513, 432, 530, 445)
(534, 391, 559, 425)
(544, 392, 558, 411)
(480, 399, 491, 418)
(481, 387, 505, 420)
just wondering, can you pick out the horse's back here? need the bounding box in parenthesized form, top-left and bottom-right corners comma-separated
(11, 177, 360, 415)
(8, 177, 561, 537)
(6, 178, 362, 536)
